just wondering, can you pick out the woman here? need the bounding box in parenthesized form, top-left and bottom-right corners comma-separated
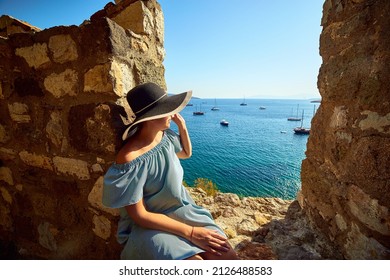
(103, 82, 238, 260)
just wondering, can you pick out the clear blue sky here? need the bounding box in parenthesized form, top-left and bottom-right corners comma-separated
(0, 0, 324, 99)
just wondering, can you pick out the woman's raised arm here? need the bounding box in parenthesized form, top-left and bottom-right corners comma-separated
(171, 114, 192, 159)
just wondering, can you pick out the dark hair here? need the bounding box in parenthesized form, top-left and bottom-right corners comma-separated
(105, 102, 132, 151)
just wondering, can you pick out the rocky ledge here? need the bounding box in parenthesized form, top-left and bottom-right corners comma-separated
(187, 187, 341, 260)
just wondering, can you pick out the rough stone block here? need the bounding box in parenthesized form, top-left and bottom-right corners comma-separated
(83, 64, 113, 93)
(8, 102, 31, 123)
(110, 59, 134, 97)
(112, 1, 153, 35)
(88, 176, 119, 216)
(0, 148, 17, 161)
(19, 151, 53, 171)
(53, 156, 90, 180)
(44, 69, 78, 98)
(45, 111, 64, 148)
(91, 163, 104, 174)
(0, 167, 14, 186)
(48, 34, 78, 63)
(0, 15, 40, 37)
(15, 43, 50, 69)
(0, 187, 12, 204)
(85, 103, 117, 154)
(92, 214, 111, 240)
(128, 30, 149, 53)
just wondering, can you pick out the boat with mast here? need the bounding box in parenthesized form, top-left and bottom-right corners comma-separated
(193, 104, 204, 115)
(211, 98, 220, 111)
(287, 104, 302, 121)
(293, 109, 310, 134)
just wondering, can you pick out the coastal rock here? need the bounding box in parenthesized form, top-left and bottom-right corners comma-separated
(301, 0, 390, 259)
(187, 188, 337, 259)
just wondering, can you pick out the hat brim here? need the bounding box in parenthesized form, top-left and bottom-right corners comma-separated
(122, 90, 192, 140)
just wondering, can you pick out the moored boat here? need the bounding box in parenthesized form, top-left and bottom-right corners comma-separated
(220, 119, 229, 126)
(293, 127, 310, 134)
(193, 104, 204, 115)
(193, 111, 204, 115)
(211, 98, 220, 111)
(287, 104, 301, 121)
(293, 109, 310, 135)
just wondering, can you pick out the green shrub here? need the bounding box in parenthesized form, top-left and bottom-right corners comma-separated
(193, 178, 219, 197)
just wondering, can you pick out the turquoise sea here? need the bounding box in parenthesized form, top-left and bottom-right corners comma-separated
(174, 98, 319, 200)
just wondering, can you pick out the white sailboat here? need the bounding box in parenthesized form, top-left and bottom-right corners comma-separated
(211, 98, 220, 111)
(288, 104, 302, 121)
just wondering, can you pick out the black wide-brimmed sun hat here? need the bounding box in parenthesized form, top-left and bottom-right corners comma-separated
(121, 82, 192, 140)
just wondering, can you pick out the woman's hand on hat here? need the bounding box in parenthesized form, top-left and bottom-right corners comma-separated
(171, 114, 186, 129)
(190, 227, 230, 256)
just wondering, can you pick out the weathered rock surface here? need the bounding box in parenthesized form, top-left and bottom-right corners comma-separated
(187, 188, 341, 260)
(300, 0, 390, 259)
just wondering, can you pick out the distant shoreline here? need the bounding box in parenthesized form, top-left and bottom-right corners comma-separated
(189, 97, 321, 100)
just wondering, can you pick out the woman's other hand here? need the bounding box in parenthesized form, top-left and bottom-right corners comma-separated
(190, 227, 230, 256)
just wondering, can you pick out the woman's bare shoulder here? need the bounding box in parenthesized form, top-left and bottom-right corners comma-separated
(115, 140, 142, 164)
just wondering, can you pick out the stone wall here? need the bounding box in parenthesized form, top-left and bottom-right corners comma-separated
(300, 0, 390, 259)
(0, 0, 166, 259)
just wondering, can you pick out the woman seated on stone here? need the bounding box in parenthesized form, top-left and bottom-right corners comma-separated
(102, 82, 238, 260)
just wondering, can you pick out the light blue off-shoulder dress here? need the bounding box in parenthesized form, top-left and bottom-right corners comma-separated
(102, 129, 225, 260)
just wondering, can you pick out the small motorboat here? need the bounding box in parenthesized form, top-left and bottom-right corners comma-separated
(220, 119, 229, 126)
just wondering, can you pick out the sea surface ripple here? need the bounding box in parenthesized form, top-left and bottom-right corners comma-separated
(175, 98, 318, 199)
